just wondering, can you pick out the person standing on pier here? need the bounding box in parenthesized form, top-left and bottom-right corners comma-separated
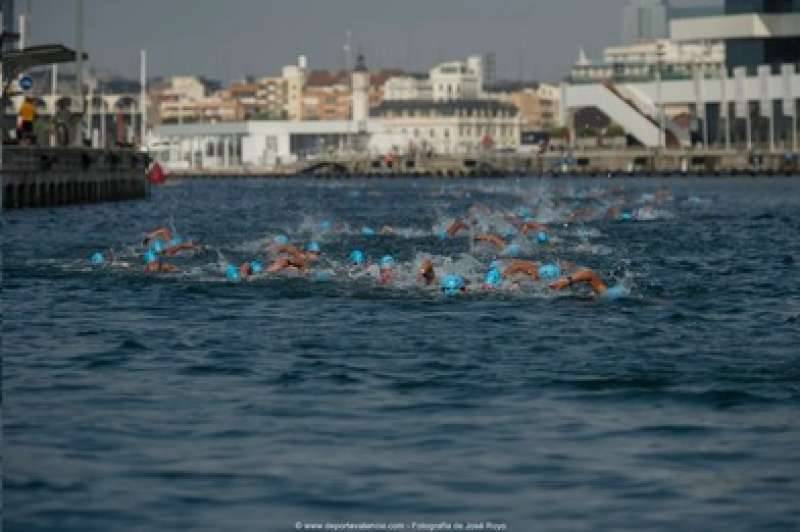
(17, 97, 37, 145)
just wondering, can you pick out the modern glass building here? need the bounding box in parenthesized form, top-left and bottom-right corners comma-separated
(672, 0, 800, 74)
(623, 0, 670, 43)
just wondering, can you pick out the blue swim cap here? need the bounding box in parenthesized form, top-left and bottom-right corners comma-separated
(484, 268, 502, 288)
(602, 285, 627, 300)
(90, 251, 105, 265)
(502, 243, 521, 257)
(150, 239, 165, 254)
(349, 249, 365, 265)
(306, 241, 321, 253)
(538, 263, 561, 280)
(143, 250, 158, 264)
(319, 220, 332, 231)
(225, 264, 240, 281)
(621, 212, 633, 222)
(380, 255, 395, 269)
(436, 230, 447, 240)
(274, 234, 289, 245)
(250, 260, 264, 274)
(440, 274, 465, 296)
(168, 236, 182, 247)
(361, 226, 376, 236)
(516, 207, 531, 218)
(536, 231, 549, 244)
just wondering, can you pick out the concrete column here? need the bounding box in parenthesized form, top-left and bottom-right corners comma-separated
(223, 136, 230, 168)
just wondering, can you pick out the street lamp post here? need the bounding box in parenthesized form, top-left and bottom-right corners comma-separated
(656, 42, 666, 150)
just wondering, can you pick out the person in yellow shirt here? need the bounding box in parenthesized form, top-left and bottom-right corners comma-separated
(17, 97, 36, 144)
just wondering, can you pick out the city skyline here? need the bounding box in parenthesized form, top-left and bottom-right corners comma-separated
(25, 0, 720, 83)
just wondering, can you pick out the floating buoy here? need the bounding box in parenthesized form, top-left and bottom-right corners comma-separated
(147, 161, 167, 185)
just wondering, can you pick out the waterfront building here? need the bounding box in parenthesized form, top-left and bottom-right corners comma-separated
(383, 55, 485, 102)
(570, 39, 725, 84)
(368, 99, 520, 155)
(562, 0, 800, 150)
(487, 81, 562, 131)
(671, 0, 800, 74)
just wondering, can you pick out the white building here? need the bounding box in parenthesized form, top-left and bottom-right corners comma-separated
(571, 39, 725, 84)
(383, 55, 485, 102)
(368, 99, 520, 155)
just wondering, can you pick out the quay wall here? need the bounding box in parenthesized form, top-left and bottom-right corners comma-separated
(2, 147, 150, 209)
(167, 150, 800, 179)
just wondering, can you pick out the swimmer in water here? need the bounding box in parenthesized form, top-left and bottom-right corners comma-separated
(378, 255, 396, 284)
(440, 274, 467, 296)
(549, 268, 624, 298)
(473, 233, 507, 251)
(143, 250, 179, 273)
(446, 218, 470, 237)
(417, 258, 437, 286)
(267, 241, 321, 273)
(162, 237, 201, 257)
(518, 220, 548, 236)
(237, 260, 264, 280)
(142, 227, 173, 246)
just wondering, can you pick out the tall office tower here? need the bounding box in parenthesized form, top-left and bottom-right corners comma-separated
(622, 0, 670, 43)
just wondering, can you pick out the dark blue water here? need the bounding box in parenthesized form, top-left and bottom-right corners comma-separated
(4, 177, 800, 532)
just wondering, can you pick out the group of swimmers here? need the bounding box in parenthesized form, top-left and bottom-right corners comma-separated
(88, 198, 642, 299)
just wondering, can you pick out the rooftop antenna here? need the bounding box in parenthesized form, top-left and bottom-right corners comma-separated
(343, 29, 353, 72)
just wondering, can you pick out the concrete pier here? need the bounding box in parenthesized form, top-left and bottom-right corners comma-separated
(2, 146, 150, 209)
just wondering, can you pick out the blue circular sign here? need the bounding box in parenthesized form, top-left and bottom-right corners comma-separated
(19, 75, 33, 90)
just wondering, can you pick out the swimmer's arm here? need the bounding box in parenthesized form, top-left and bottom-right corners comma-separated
(267, 257, 290, 272)
(446, 219, 468, 237)
(502, 261, 539, 280)
(159, 263, 180, 273)
(474, 234, 507, 249)
(549, 269, 608, 295)
(520, 221, 546, 235)
(144, 227, 171, 243)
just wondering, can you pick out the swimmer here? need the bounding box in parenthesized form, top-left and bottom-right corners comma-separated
(142, 227, 172, 246)
(89, 250, 113, 266)
(143, 250, 178, 273)
(440, 274, 467, 296)
(483, 264, 503, 290)
(162, 237, 201, 257)
(473, 233, 507, 251)
(549, 268, 611, 296)
(502, 260, 542, 281)
(446, 218, 469, 237)
(417, 258, 436, 286)
(378, 255, 395, 284)
(237, 260, 264, 280)
(518, 220, 548, 235)
(501, 260, 564, 282)
(267, 241, 321, 273)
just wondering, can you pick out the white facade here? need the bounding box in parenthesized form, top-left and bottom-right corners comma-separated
(383, 76, 433, 101)
(384, 56, 485, 102)
(604, 39, 725, 66)
(351, 70, 369, 126)
(368, 101, 520, 155)
(671, 12, 800, 42)
(430, 60, 482, 101)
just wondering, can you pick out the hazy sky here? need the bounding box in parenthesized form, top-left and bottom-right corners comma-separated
(25, 0, 711, 83)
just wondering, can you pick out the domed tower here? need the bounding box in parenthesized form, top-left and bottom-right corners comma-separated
(351, 53, 369, 126)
